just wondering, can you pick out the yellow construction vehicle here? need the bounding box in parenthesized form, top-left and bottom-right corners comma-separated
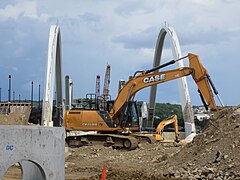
(145, 114, 179, 142)
(65, 53, 224, 150)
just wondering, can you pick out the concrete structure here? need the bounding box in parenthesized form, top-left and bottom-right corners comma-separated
(0, 25, 65, 180)
(95, 75, 101, 97)
(103, 65, 111, 99)
(65, 75, 74, 111)
(0, 125, 65, 180)
(140, 101, 148, 129)
(118, 80, 126, 92)
(65, 75, 70, 111)
(0, 102, 31, 117)
(42, 25, 63, 127)
(148, 26, 196, 139)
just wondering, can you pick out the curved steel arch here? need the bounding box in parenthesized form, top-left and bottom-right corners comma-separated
(41, 25, 63, 127)
(148, 26, 196, 138)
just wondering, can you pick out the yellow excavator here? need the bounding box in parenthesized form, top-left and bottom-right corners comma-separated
(145, 114, 179, 142)
(64, 53, 224, 150)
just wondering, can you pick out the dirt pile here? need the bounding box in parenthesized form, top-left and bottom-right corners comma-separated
(65, 143, 182, 180)
(65, 106, 240, 180)
(0, 113, 29, 125)
(2, 106, 239, 179)
(156, 106, 240, 179)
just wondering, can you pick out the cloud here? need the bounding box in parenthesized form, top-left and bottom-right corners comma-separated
(11, 66, 18, 71)
(0, 0, 239, 105)
(179, 28, 240, 47)
(114, 1, 153, 16)
(112, 27, 157, 49)
(0, 1, 37, 21)
(80, 12, 101, 23)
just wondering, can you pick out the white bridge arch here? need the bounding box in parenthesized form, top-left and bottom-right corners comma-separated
(41, 25, 63, 127)
(148, 26, 196, 138)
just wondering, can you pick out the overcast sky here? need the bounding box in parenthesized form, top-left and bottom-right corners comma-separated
(0, 0, 239, 106)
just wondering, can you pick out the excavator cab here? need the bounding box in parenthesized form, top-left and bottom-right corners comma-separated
(118, 101, 139, 129)
(107, 100, 140, 130)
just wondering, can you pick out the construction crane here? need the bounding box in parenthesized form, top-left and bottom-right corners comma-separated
(102, 64, 111, 109)
(95, 75, 100, 97)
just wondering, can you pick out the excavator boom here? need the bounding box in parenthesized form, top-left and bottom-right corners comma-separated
(110, 53, 223, 121)
(64, 53, 223, 150)
(110, 67, 193, 120)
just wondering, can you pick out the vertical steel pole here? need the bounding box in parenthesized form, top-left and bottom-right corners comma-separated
(8, 75, 11, 102)
(8, 75, 11, 113)
(39, 84, 41, 108)
(31, 81, 33, 107)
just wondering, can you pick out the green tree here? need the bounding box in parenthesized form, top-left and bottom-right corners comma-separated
(153, 103, 184, 128)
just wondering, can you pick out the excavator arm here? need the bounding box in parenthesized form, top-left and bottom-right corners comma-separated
(110, 67, 193, 120)
(110, 53, 223, 121)
(188, 53, 223, 111)
(156, 115, 178, 134)
(144, 114, 179, 142)
(155, 114, 179, 142)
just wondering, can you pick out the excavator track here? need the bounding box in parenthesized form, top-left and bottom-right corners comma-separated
(66, 134, 139, 150)
(130, 133, 156, 144)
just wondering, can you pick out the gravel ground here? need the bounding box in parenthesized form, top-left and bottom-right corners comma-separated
(2, 106, 240, 180)
(65, 106, 240, 180)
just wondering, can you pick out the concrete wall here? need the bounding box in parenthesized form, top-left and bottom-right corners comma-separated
(0, 102, 31, 120)
(0, 125, 65, 180)
(162, 131, 185, 141)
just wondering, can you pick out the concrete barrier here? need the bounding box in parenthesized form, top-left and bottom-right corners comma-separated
(0, 125, 65, 180)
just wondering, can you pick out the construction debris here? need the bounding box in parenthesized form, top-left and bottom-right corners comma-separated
(65, 106, 240, 179)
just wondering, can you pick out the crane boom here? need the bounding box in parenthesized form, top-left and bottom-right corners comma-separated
(103, 65, 111, 99)
(95, 75, 100, 97)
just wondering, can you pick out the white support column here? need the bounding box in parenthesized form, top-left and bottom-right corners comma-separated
(42, 25, 63, 127)
(69, 78, 73, 108)
(149, 26, 196, 140)
(65, 75, 70, 111)
(165, 27, 196, 139)
(65, 76, 73, 111)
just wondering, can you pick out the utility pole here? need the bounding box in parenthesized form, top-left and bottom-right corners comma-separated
(8, 75, 11, 102)
(39, 84, 41, 108)
(31, 81, 33, 107)
(0, 88, 1, 102)
(13, 91, 15, 102)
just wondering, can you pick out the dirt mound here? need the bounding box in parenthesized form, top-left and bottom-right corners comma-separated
(65, 106, 240, 179)
(3, 106, 239, 179)
(0, 113, 29, 125)
(65, 141, 183, 179)
(153, 106, 240, 179)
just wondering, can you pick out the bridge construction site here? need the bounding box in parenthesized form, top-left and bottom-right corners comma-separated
(0, 25, 239, 180)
